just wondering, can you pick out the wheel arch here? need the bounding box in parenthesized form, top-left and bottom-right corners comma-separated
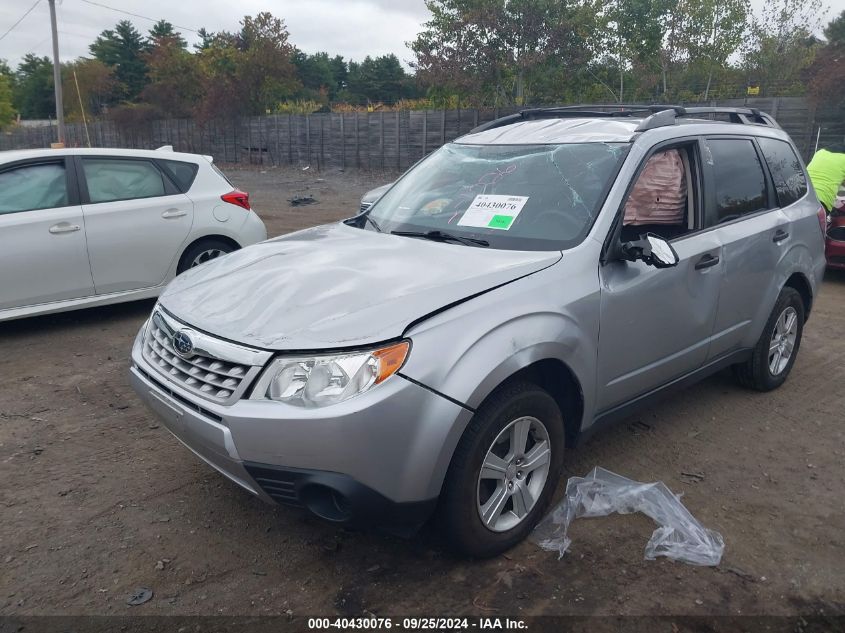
(493, 358, 585, 448)
(422, 351, 589, 505)
(784, 271, 813, 322)
(177, 234, 242, 271)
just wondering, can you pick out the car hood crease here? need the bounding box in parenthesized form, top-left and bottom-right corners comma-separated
(158, 223, 561, 350)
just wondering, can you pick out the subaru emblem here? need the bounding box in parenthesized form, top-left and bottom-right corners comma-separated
(172, 330, 194, 357)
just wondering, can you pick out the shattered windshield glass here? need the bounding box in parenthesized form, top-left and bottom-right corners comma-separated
(365, 142, 628, 251)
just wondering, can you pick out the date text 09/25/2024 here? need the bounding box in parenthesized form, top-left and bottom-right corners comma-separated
(307, 618, 528, 630)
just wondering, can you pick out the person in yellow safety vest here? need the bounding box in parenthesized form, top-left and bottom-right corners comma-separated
(807, 143, 845, 212)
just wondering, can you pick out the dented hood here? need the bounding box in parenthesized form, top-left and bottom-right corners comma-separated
(159, 223, 560, 350)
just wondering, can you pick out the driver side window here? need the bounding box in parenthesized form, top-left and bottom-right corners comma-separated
(621, 144, 699, 243)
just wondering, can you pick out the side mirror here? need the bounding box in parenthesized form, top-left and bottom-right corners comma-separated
(621, 232, 680, 268)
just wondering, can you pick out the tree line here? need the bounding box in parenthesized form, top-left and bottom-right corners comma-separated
(0, 1, 842, 130)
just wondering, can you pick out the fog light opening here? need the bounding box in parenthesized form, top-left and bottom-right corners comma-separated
(300, 484, 352, 522)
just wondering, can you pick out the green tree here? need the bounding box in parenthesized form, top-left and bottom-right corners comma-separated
(147, 20, 187, 49)
(194, 27, 215, 51)
(347, 54, 408, 103)
(293, 50, 338, 101)
(236, 13, 300, 113)
(411, 0, 598, 106)
(824, 10, 845, 45)
(329, 55, 348, 94)
(607, 0, 672, 100)
(14, 54, 54, 118)
(141, 36, 202, 116)
(806, 10, 845, 104)
(0, 73, 15, 127)
(195, 31, 241, 120)
(62, 58, 117, 120)
(685, 0, 749, 99)
(90, 20, 149, 100)
(741, 0, 823, 96)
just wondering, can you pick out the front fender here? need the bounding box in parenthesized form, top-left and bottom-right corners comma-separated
(399, 263, 601, 496)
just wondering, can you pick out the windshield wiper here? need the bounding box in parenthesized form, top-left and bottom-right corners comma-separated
(391, 230, 489, 247)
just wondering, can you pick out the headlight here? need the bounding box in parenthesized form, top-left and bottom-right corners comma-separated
(251, 341, 410, 408)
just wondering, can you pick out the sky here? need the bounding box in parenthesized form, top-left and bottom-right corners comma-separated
(0, 0, 431, 68)
(1, 0, 844, 71)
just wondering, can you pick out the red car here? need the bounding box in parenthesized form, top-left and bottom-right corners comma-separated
(826, 187, 845, 270)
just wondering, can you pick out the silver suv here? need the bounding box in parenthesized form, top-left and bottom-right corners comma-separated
(130, 105, 826, 557)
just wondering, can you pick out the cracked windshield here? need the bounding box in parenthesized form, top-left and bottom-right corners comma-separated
(366, 142, 627, 250)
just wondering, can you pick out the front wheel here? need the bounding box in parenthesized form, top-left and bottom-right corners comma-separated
(438, 381, 565, 558)
(734, 287, 804, 391)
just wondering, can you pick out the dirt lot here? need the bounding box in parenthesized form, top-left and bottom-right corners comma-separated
(1, 165, 844, 620)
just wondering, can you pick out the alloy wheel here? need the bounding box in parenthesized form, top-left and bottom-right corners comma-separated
(768, 306, 798, 376)
(476, 416, 551, 533)
(190, 248, 226, 268)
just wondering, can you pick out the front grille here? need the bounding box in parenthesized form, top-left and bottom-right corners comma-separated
(142, 310, 271, 405)
(243, 464, 302, 506)
(135, 366, 223, 422)
(359, 201, 372, 213)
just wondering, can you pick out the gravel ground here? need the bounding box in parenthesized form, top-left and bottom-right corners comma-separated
(1, 166, 844, 620)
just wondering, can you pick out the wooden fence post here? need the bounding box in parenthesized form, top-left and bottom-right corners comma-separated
(340, 114, 346, 170)
(380, 110, 385, 171)
(288, 114, 293, 166)
(355, 113, 360, 169)
(305, 115, 311, 167)
(422, 111, 427, 157)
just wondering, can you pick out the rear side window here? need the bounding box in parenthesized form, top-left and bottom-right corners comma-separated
(82, 158, 166, 203)
(757, 138, 807, 207)
(707, 139, 767, 222)
(159, 159, 199, 192)
(0, 162, 68, 214)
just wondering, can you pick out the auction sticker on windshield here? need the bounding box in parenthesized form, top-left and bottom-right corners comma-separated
(457, 194, 529, 230)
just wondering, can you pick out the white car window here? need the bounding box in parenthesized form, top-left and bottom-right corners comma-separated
(82, 158, 166, 203)
(0, 162, 68, 214)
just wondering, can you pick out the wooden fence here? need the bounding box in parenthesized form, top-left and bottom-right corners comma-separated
(2, 98, 842, 168)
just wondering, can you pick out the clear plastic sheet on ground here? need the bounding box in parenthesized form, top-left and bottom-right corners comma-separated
(532, 467, 725, 566)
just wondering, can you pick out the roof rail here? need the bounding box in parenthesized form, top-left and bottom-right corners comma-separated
(469, 104, 687, 134)
(467, 103, 779, 135)
(681, 107, 779, 128)
(635, 108, 684, 132)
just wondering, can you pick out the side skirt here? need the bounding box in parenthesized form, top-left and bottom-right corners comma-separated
(576, 348, 752, 446)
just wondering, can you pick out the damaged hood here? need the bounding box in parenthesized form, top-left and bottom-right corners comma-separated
(159, 223, 560, 350)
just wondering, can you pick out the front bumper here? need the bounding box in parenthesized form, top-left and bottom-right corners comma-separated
(130, 335, 470, 529)
(826, 214, 845, 270)
(825, 237, 845, 270)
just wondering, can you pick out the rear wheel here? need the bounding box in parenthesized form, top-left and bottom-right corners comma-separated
(734, 287, 804, 391)
(177, 238, 237, 274)
(438, 381, 565, 558)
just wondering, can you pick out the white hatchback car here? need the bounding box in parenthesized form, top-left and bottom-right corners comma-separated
(0, 147, 267, 321)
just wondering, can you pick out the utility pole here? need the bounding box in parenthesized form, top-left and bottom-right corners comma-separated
(48, 0, 65, 146)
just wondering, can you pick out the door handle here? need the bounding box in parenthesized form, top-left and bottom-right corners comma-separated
(161, 209, 187, 219)
(772, 229, 790, 243)
(48, 223, 81, 234)
(694, 254, 720, 270)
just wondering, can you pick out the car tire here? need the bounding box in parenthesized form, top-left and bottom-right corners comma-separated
(438, 381, 565, 558)
(733, 286, 804, 391)
(177, 239, 237, 274)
